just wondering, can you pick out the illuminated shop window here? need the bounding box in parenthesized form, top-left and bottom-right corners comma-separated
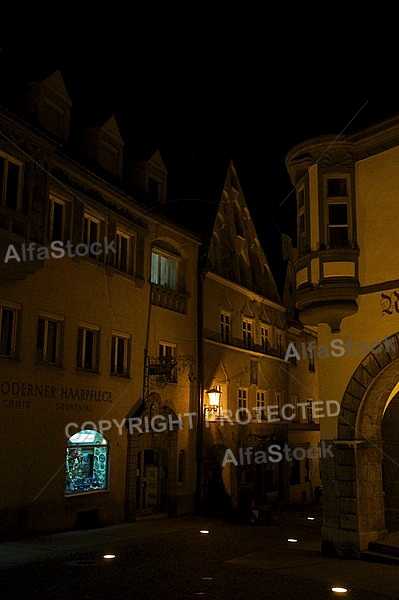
(65, 429, 109, 495)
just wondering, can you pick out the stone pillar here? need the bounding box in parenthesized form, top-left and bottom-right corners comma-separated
(321, 440, 386, 557)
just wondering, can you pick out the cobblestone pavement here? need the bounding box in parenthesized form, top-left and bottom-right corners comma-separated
(1, 505, 398, 599)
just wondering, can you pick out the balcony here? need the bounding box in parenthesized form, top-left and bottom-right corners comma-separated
(150, 283, 187, 313)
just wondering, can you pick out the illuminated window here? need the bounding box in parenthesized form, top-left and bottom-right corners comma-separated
(36, 315, 63, 365)
(151, 249, 178, 289)
(65, 430, 109, 495)
(0, 153, 23, 210)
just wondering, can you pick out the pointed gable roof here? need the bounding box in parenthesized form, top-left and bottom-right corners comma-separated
(40, 70, 72, 107)
(207, 160, 281, 303)
(99, 115, 124, 145)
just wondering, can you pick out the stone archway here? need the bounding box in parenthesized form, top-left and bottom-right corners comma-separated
(124, 393, 179, 521)
(322, 332, 399, 557)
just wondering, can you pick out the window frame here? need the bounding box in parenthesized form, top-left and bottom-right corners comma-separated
(297, 184, 307, 255)
(36, 312, 64, 366)
(260, 325, 269, 353)
(49, 195, 68, 242)
(76, 323, 101, 372)
(323, 174, 352, 249)
(159, 340, 177, 383)
(110, 331, 131, 377)
(0, 152, 23, 211)
(115, 229, 131, 273)
(83, 212, 101, 258)
(220, 311, 231, 344)
(151, 248, 179, 290)
(0, 301, 20, 359)
(242, 319, 253, 349)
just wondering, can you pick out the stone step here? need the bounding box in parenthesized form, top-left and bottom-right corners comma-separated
(360, 550, 399, 565)
(368, 538, 399, 557)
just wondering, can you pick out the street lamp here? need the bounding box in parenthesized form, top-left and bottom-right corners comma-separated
(205, 387, 222, 415)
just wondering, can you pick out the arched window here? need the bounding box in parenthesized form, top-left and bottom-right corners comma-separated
(65, 430, 109, 495)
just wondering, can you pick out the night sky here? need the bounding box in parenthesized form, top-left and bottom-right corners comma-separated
(1, 23, 399, 292)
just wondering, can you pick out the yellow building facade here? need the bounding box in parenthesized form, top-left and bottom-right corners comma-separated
(286, 114, 399, 556)
(0, 71, 200, 538)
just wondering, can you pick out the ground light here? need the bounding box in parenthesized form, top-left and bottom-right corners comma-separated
(307, 516, 315, 520)
(200, 530, 210, 534)
(331, 587, 348, 594)
(287, 538, 298, 543)
(103, 554, 116, 559)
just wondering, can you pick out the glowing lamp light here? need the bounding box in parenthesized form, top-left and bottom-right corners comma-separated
(287, 538, 298, 543)
(206, 387, 221, 407)
(103, 554, 116, 559)
(200, 529, 210, 534)
(331, 588, 348, 594)
(307, 517, 315, 520)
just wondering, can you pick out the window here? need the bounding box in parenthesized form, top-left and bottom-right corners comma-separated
(307, 397, 318, 423)
(238, 388, 247, 408)
(274, 392, 282, 419)
(260, 326, 269, 352)
(151, 249, 178, 289)
(36, 315, 63, 365)
(325, 175, 351, 248)
(115, 230, 130, 272)
(0, 304, 18, 358)
(242, 320, 252, 349)
(327, 178, 347, 197)
(275, 330, 283, 355)
(328, 204, 349, 247)
(297, 185, 306, 255)
(308, 348, 315, 372)
(65, 429, 109, 495)
(159, 341, 177, 383)
(255, 390, 266, 420)
(291, 395, 299, 422)
(110, 332, 130, 377)
(77, 325, 100, 371)
(0, 153, 23, 210)
(178, 449, 186, 484)
(289, 456, 301, 485)
(83, 213, 101, 258)
(220, 312, 231, 343)
(49, 196, 67, 242)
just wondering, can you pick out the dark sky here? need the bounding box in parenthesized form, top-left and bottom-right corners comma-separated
(1, 23, 399, 290)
